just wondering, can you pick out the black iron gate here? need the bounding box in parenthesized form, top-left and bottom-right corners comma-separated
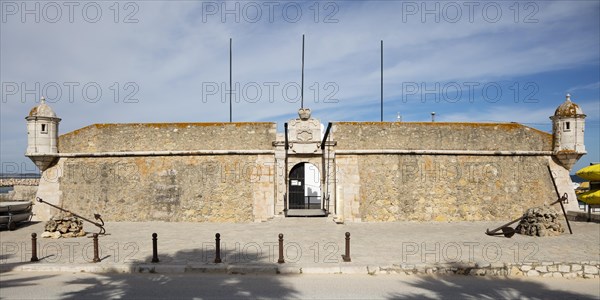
(289, 163, 305, 209)
(289, 163, 323, 210)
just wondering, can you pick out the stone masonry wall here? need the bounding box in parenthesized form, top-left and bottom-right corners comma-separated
(0, 178, 39, 187)
(0, 186, 38, 202)
(53, 155, 275, 222)
(347, 155, 557, 221)
(333, 122, 552, 151)
(59, 123, 276, 153)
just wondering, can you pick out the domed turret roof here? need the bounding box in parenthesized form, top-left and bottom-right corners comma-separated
(554, 94, 584, 118)
(28, 97, 57, 118)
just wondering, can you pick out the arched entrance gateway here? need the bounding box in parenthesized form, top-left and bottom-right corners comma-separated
(279, 108, 332, 217)
(288, 162, 322, 210)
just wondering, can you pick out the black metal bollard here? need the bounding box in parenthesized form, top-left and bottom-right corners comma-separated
(342, 232, 351, 262)
(151, 233, 159, 263)
(30, 233, 39, 262)
(277, 233, 285, 264)
(92, 233, 101, 263)
(214, 233, 222, 263)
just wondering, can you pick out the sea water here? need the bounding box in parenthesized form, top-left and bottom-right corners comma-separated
(0, 186, 14, 194)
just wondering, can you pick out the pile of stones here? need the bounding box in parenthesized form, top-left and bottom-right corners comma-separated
(515, 205, 565, 237)
(41, 213, 86, 238)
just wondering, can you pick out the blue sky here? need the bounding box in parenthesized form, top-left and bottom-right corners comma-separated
(1, 0, 599, 174)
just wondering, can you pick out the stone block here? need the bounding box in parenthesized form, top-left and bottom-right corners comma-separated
(583, 265, 599, 274)
(510, 266, 522, 276)
(490, 262, 505, 269)
(469, 269, 486, 276)
(534, 266, 547, 273)
(277, 266, 301, 274)
(366, 266, 378, 275)
(558, 265, 571, 273)
(526, 270, 540, 277)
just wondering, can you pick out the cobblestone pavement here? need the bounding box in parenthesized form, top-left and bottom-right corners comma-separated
(1, 218, 598, 278)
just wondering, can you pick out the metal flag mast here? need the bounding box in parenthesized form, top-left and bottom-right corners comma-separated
(380, 40, 383, 122)
(301, 34, 305, 109)
(229, 38, 232, 122)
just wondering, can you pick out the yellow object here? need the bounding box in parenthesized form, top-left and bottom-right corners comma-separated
(576, 164, 600, 181)
(578, 182, 590, 190)
(578, 189, 600, 205)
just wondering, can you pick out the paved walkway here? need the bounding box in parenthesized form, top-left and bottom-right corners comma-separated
(1, 218, 599, 277)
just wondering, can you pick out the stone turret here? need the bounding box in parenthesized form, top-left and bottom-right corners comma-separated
(25, 97, 61, 171)
(550, 94, 586, 170)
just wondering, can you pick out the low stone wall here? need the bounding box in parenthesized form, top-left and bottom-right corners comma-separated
(0, 178, 39, 187)
(375, 261, 599, 278)
(0, 185, 38, 202)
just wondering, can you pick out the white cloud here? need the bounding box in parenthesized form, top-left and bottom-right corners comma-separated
(568, 82, 600, 92)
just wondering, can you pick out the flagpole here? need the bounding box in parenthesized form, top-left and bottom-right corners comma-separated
(380, 40, 383, 122)
(229, 38, 232, 122)
(301, 34, 305, 109)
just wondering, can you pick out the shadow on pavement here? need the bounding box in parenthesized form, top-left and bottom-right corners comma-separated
(387, 275, 598, 300)
(0, 273, 57, 291)
(57, 248, 299, 300)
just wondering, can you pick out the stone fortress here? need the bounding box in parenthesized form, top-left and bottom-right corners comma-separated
(26, 95, 586, 223)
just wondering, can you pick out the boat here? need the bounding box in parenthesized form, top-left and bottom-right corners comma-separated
(0, 211, 32, 225)
(576, 164, 600, 181)
(0, 201, 33, 230)
(0, 201, 32, 213)
(578, 189, 600, 205)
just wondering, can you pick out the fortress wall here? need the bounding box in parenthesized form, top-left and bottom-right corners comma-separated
(35, 154, 276, 222)
(337, 154, 557, 222)
(332, 123, 560, 222)
(332, 122, 553, 151)
(59, 123, 277, 153)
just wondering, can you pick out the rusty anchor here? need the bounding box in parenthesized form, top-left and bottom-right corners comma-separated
(36, 197, 106, 235)
(485, 193, 568, 238)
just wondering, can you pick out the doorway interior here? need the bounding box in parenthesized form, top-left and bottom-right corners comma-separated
(287, 162, 326, 216)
